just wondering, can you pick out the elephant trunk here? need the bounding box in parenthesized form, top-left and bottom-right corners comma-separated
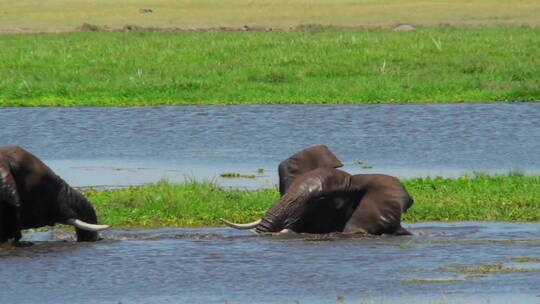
(255, 199, 295, 233)
(257, 183, 317, 233)
(223, 188, 309, 234)
(60, 183, 108, 242)
(255, 216, 280, 233)
(72, 197, 104, 242)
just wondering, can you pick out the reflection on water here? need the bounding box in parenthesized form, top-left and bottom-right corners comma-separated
(1, 222, 539, 304)
(1, 103, 540, 187)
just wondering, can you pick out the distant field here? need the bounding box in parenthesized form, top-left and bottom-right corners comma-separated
(0, 0, 539, 33)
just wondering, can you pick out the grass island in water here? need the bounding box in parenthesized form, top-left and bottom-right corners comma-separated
(85, 173, 540, 229)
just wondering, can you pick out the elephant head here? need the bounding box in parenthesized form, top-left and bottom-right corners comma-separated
(257, 168, 353, 233)
(278, 145, 343, 195)
(57, 185, 110, 242)
(0, 146, 109, 245)
(222, 168, 413, 235)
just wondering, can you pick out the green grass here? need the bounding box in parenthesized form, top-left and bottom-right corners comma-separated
(1, 0, 539, 33)
(0, 27, 540, 106)
(1, 26, 539, 106)
(86, 173, 540, 229)
(86, 180, 278, 228)
(402, 172, 540, 222)
(1, 0, 539, 106)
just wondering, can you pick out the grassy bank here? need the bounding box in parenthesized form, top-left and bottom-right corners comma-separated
(1, 26, 539, 106)
(1, 0, 538, 33)
(85, 173, 540, 229)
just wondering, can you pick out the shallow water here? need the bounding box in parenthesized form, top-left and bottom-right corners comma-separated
(2, 103, 540, 188)
(1, 222, 539, 304)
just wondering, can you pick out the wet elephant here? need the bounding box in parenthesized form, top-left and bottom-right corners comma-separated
(222, 147, 413, 235)
(0, 146, 109, 245)
(278, 145, 343, 195)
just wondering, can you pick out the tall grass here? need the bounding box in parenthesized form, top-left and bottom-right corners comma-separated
(1, 26, 539, 106)
(86, 180, 278, 228)
(86, 173, 540, 228)
(402, 173, 540, 222)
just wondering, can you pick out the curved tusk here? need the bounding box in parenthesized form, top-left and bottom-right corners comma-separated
(63, 219, 110, 232)
(279, 228, 295, 234)
(219, 218, 261, 230)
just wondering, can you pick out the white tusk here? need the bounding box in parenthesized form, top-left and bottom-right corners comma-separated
(63, 219, 110, 232)
(279, 228, 295, 234)
(219, 218, 261, 230)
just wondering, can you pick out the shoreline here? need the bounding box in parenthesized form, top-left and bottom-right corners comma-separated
(1, 22, 538, 35)
(2, 0, 539, 34)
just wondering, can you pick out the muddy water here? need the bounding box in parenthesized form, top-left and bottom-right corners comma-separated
(1, 223, 539, 304)
(1, 103, 540, 188)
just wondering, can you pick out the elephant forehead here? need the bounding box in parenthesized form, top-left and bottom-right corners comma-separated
(298, 175, 323, 194)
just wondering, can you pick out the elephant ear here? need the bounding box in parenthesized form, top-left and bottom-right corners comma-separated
(278, 145, 343, 195)
(0, 161, 20, 207)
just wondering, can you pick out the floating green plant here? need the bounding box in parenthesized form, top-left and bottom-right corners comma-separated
(438, 263, 540, 274)
(510, 257, 540, 263)
(219, 172, 256, 179)
(403, 278, 463, 284)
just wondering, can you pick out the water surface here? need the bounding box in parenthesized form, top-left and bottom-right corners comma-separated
(1, 223, 539, 304)
(1, 103, 539, 187)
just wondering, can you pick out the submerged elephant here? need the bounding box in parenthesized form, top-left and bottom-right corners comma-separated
(222, 146, 413, 235)
(0, 146, 109, 245)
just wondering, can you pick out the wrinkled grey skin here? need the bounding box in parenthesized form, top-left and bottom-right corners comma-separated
(257, 167, 413, 235)
(278, 145, 343, 195)
(0, 146, 104, 245)
(222, 146, 414, 235)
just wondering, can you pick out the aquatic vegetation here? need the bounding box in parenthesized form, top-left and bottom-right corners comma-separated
(510, 257, 540, 263)
(86, 173, 540, 228)
(219, 172, 256, 179)
(439, 263, 540, 274)
(394, 242, 420, 249)
(402, 277, 463, 284)
(400, 239, 540, 247)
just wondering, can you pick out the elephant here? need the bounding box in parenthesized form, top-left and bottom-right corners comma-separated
(221, 147, 413, 235)
(278, 145, 343, 195)
(0, 146, 109, 245)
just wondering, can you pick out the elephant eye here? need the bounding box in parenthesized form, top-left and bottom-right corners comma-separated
(315, 196, 326, 202)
